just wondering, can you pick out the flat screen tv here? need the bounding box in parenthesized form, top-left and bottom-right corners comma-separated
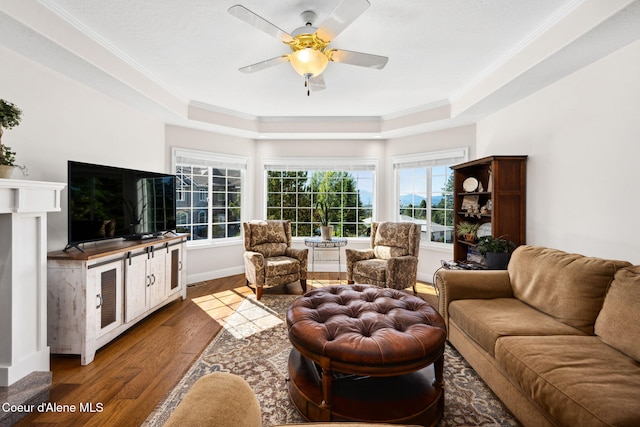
(67, 161, 176, 249)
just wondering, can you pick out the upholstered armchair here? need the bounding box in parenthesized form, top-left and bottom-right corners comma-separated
(346, 221, 421, 293)
(243, 220, 308, 300)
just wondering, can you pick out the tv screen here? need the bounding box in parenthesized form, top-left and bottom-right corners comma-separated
(67, 161, 176, 246)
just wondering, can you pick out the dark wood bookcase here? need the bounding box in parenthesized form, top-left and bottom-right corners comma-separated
(451, 155, 527, 266)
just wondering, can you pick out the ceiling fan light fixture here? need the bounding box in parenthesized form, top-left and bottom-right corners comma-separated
(289, 47, 329, 77)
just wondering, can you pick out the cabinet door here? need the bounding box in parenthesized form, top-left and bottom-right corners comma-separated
(148, 250, 166, 307)
(125, 253, 149, 323)
(166, 245, 183, 297)
(89, 260, 123, 337)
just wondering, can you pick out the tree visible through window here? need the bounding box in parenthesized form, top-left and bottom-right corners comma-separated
(266, 169, 373, 237)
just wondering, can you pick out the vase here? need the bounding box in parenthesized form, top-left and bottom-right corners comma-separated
(0, 165, 14, 179)
(485, 252, 509, 270)
(320, 225, 333, 241)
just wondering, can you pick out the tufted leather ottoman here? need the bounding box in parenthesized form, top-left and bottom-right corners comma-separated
(286, 284, 446, 426)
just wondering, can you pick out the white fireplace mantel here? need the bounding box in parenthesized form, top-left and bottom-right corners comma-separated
(0, 179, 65, 387)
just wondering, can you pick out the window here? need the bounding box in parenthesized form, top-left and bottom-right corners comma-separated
(264, 159, 376, 238)
(393, 148, 468, 245)
(173, 148, 246, 243)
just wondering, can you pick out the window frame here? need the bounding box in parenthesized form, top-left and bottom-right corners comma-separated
(393, 148, 468, 249)
(261, 157, 378, 240)
(172, 147, 247, 247)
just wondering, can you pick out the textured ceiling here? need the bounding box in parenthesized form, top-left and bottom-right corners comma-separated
(1, 0, 639, 137)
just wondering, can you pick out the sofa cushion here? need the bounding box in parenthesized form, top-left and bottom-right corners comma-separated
(449, 298, 585, 356)
(595, 265, 640, 361)
(495, 335, 640, 427)
(508, 246, 631, 334)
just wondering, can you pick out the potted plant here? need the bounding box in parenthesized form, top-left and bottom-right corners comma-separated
(0, 99, 26, 178)
(315, 198, 332, 240)
(476, 235, 516, 269)
(456, 221, 479, 242)
(313, 171, 338, 240)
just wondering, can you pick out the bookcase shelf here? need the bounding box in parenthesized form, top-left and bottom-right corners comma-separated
(451, 155, 527, 265)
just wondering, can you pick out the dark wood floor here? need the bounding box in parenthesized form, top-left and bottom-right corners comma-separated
(16, 273, 436, 426)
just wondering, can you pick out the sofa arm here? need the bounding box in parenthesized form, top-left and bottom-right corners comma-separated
(286, 247, 309, 278)
(345, 248, 375, 281)
(243, 251, 265, 287)
(435, 269, 513, 332)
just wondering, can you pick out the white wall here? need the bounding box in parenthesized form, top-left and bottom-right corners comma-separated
(477, 39, 640, 263)
(1, 46, 165, 251)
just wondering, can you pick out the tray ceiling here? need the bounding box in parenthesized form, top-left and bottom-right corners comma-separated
(1, 0, 639, 138)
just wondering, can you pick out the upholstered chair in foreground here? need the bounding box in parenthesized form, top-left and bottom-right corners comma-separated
(243, 220, 308, 300)
(346, 221, 421, 294)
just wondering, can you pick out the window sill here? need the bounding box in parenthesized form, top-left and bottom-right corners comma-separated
(420, 242, 454, 253)
(186, 238, 243, 250)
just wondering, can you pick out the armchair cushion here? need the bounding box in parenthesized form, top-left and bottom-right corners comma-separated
(374, 245, 408, 259)
(248, 220, 288, 245)
(372, 221, 419, 259)
(246, 220, 289, 257)
(265, 256, 301, 278)
(353, 258, 388, 283)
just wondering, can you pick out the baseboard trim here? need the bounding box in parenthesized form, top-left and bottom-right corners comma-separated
(187, 266, 244, 285)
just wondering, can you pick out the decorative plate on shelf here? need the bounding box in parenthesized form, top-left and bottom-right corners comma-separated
(477, 222, 492, 238)
(462, 177, 479, 192)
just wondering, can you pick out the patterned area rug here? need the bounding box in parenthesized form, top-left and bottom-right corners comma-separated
(144, 293, 521, 427)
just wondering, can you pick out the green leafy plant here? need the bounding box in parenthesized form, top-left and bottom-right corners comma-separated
(315, 199, 330, 226)
(456, 221, 479, 239)
(0, 99, 25, 170)
(0, 99, 22, 130)
(476, 235, 516, 256)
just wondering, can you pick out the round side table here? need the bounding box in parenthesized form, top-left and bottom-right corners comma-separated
(304, 237, 348, 282)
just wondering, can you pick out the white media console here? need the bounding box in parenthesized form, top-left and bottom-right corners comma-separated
(47, 234, 187, 365)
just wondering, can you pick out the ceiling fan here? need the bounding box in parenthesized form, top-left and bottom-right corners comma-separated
(228, 0, 389, 95)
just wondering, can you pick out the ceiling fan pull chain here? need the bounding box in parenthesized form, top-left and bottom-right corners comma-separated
(304, 73, 311, 96)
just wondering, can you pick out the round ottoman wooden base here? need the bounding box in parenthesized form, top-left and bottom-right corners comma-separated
(288, 348, 444, 427)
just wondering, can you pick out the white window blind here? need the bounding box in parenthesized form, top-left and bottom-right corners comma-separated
(263, 157, 376, 172)
(174, 148, 247, 171)
(393, 148, 468, 169)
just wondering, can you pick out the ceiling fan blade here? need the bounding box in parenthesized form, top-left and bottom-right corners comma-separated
(330, 49, 388, 69)
(309, 75, 326, 91)
(316, 0, 370, 42)
(228, 5, 293, 43)
(239, 55, 289, 73)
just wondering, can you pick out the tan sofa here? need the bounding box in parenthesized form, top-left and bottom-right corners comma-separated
(435, 245, 640, 427)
